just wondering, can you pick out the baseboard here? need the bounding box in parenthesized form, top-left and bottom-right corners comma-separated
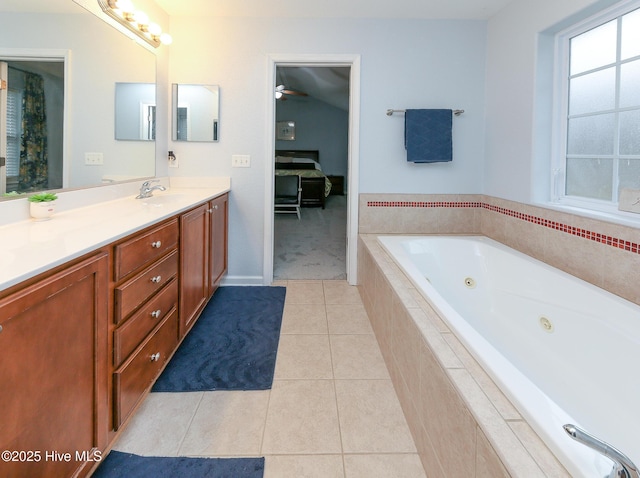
(220, 275, 265, 286)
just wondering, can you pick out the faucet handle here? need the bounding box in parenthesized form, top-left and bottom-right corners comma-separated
(141, 179, 160, 189)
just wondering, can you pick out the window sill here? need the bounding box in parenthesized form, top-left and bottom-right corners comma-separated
(539, 200, 640, 229)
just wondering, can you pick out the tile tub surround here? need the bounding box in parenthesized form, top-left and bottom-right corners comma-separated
(357, 235, 570, 477)
(359, 193, 640, 307)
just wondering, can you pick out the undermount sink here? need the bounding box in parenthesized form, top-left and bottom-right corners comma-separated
(139, 193, 187, 206)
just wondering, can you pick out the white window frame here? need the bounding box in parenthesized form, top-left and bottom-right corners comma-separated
(552, 0, 640, 215)
(6, 88, 22, 180)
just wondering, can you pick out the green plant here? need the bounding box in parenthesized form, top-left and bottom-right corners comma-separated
(27, 192, 58, 203)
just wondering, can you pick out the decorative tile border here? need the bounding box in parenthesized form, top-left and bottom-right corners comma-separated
(366, 201, 482, 208)
(366, 200, 640, 254)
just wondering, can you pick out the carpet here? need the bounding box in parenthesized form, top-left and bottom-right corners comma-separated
(274, 194, 347, 280)
(152, 286, 286, 392)
(92, 451, 264, 478)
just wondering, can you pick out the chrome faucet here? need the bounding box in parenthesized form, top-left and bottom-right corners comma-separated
(564, 424, 639, 478)
(136, 179, 166, 199)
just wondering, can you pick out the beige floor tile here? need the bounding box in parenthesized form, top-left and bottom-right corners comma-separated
(323, 280, 363, 305)
(264, 455, 345, 478)
(335, 380, 416, 453)
(262, 380, 342, 454)
(326, 304, 373, 334)
(112, 392, 203, 456)
(330, 335, 389, 379)
(285, 281, 326, 304)
(343, 454, 426, 478)
(281, 303, 328, 334)
(274, 334, 333, 379)
(178, 390, 270, 456)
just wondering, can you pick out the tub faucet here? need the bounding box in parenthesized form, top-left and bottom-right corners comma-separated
(136, 179, 166, 199)
(564, 424, 639, 478)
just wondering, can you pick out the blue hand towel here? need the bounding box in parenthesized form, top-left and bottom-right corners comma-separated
(404, 109, 453, 163)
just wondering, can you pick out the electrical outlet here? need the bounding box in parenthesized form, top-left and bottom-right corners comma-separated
(232, 154, 251, 168)
(168, 151, 179, 168)
(85, 152, 104, 165)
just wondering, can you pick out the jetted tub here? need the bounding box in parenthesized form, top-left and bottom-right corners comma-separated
(377, 235, 640, 478)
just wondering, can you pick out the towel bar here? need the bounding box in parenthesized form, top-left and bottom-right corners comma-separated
(386, 108, 464, 116)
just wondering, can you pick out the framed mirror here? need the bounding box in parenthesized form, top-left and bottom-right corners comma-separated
(0, 2, 156, 197)
(172, 84, 220, 142)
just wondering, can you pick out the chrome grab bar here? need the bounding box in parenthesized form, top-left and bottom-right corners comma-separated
(564, 424, 639, 478)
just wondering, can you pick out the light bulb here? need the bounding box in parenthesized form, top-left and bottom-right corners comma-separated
(160, 33, 173, 45)
(148, 23, 162, 35)
(115, 0, 134, 13)
(134, 11, 149, 27)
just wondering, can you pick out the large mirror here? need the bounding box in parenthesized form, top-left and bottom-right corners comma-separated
(172, 84, 220, 142)
(0, 1, 156, 198)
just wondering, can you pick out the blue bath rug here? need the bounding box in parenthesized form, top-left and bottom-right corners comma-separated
(92, 451, 264, 478)
(152, 286, 286, 392)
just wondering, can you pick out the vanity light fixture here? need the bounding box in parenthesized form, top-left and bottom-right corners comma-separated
(97, 0, 172, 48)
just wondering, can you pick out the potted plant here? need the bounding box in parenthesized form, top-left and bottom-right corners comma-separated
(28, 192, 58, 221)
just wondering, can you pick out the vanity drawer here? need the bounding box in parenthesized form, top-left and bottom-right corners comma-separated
(114, 219, 179, 281)
(113, 308, 178, 429)
(113, 278, 178, 366)
(114, 250, 178, 323)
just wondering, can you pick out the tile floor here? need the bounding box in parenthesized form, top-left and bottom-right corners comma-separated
(112, 280, 426, 478)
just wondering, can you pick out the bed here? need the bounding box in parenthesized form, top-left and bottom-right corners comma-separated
(275, 150, 332, 208)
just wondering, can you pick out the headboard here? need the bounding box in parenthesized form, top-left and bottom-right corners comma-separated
(275, 150, 320, 170)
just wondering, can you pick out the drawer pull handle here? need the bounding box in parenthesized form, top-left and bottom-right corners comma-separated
(150, 352, 161, 362)
(151, 240, 162, 248)
(150, 275, 162, 283)
(150, 309, 161, 319)
(207, 208, 213, 213)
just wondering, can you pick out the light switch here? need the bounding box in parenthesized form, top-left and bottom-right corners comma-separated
(84, 152, 104, 165)
(232, 154, 251, 168)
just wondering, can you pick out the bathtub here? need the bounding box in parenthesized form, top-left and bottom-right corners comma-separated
(377, 235, 640, 478)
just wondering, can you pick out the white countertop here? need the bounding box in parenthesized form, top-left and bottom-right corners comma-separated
(0, 178, 230, 291)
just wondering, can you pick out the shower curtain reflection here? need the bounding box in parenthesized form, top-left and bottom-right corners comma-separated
(19, 71, 48, 192)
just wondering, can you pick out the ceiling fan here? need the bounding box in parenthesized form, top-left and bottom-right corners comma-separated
(275, 84, 308, 100)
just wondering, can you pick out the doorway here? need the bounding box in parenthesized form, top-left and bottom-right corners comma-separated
(264, 54, 361, 285)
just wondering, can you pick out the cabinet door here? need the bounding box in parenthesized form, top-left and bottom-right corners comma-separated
(208, 193, 228, 295)
(0, 252, 108, 478)
(179, 203, 209, 337)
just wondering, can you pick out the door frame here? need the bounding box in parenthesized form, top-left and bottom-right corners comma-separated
(264, 53, 361, 285)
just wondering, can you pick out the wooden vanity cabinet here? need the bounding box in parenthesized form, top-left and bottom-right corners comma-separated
(0, 191, 229, 477)
(179, 203, 210, 337)
(0, 252, 109, 478)
(180, 193, 228, 337)
(209, 193, 229, 295)
(111, 219, 180, 430)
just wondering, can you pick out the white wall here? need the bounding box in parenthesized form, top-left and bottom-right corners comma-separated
(167, 16, 488, 283)
(483, 0, 621, 203)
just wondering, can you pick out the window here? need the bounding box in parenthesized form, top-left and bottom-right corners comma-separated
(6, 88, 22, 179)
(555, 2, 640, 211)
